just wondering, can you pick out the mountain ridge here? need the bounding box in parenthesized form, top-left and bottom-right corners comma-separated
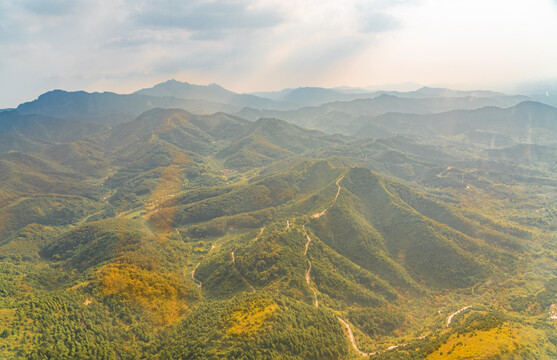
(1, 82, 556, 359)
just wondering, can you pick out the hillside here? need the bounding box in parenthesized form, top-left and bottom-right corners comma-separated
(251, 86, 528, 109)
(356, 101, 557, 146)
(135, 79, 280, 109)
(0, 84, 556, 359)
(485, 144, 557, 171)
(236, 94, 529, 135)
(0, 111, 108, 153)
(16, 90, 236, 124)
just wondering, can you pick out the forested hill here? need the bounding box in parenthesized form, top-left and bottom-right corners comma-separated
(1, 84, 556, 359)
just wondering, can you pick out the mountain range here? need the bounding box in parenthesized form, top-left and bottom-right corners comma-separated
(0, 80, 556, 359)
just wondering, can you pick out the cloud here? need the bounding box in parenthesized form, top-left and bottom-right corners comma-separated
(354, 0, 412, 34)
(21, 0, 77, 16)
(105, 29, 187, 48)
(359, 12, 400, 33)
(4, 0, 555, 109)
(0, 0, 419, 107)
(132, 0, 285, 33)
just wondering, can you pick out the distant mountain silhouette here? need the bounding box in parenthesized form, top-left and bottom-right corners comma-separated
(16, 89, 236, 124)
(237, 94, 529, 134)
(135, 79, 280, 109)
(356, 101, 557, 145)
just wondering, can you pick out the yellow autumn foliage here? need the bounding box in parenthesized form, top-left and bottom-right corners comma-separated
(99, 263, 189, 325)
(145, 152, 189, 232)
(227, 298, 279, 335)
(428, 322, 549, 359)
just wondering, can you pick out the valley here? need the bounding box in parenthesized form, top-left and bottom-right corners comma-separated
(0, 81, 556, 359)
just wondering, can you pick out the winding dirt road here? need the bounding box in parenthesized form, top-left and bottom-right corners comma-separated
(191, 244, 215, 288)
(232, 251, 256, 294)
(312, 175, 345, 218)
(191, 263, 202, 287)
(336, 304, 472, 356)
(337, 317, 376, 357)
(305, 176, 345, 305)
(304, 233, 311, 256)
(225, 227, 265, 294)
(302, 226, 319, 308)
(446, 306, 472, 327)
(337, 304, 473, 356)
(338, 317, 411, 357)
(307, 176, 417, 356)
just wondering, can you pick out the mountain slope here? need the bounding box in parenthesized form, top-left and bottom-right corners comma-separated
(135, 79, 279, 109)
(0, 111, 108, 153)
(16, 90, 236, 124)
(236, 94, 529, 134)
(216, 118, 347, 168)
(356, 101, 557, 145)
(1, 85, 556, 360)
(105, 108, 249, 155)
(251, 86, 527, 109)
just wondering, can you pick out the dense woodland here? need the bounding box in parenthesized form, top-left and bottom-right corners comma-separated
(1, 82, 556, 359)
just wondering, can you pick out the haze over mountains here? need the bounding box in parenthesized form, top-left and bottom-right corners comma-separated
(11, 79, 548, 128)
(1, 79, 556, 359)
(15, 88, 237, 125)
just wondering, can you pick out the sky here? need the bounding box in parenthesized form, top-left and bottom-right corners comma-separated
(1, 0, 557, 108)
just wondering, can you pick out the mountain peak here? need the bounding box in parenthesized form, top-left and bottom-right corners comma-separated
(134, 80, 276, 109)
(508, 100, 557, 115)
(514, 100, 550, 108)
(374, 93, 399, 100)
(162, 79, 189, 85)
(415, 86, 447, 94)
